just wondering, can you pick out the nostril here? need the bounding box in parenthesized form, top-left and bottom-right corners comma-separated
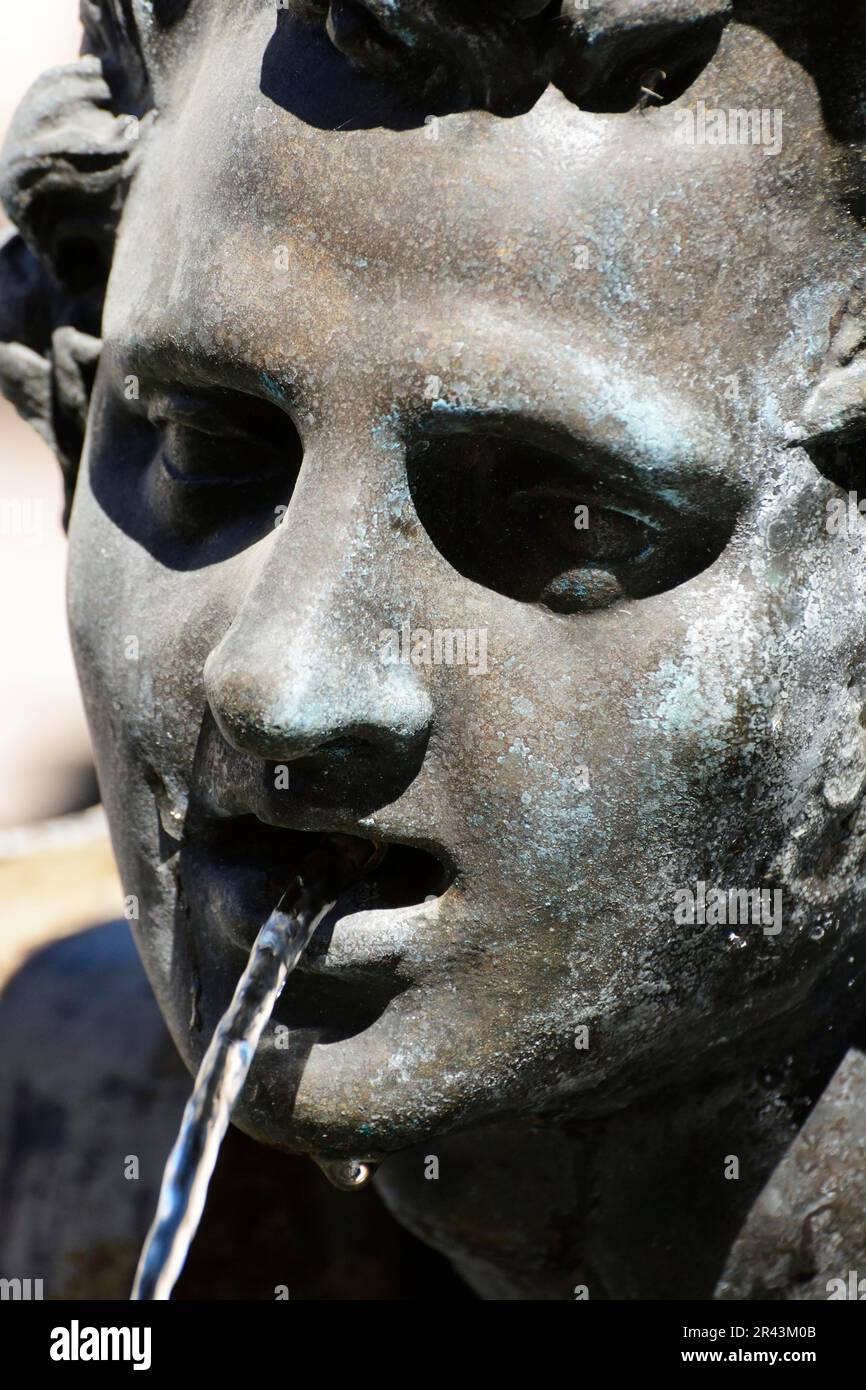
(326, 0, 401, 67)
(553, 14, 728, 112)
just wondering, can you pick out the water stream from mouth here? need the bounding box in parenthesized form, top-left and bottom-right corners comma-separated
(130, 871, 372, 1300)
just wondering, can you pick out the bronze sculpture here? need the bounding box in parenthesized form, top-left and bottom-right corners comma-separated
(2, 0, 866, 1300)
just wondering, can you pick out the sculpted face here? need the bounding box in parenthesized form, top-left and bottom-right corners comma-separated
(62, 5, 866, 1157)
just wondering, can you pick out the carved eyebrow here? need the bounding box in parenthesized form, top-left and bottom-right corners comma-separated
(568, 378, 724, 479)
(521, 342, 733, 475)
(106, 337, 299, 412)
(369, 294, 736, 482)
(386, 328, 745, 528)
(394, 341, 736, 512)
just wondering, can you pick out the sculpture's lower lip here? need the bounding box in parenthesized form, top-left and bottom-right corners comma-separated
(297, 894, 447, 973)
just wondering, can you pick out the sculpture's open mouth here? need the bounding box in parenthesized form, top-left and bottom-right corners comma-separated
(183, 813, 455, 961)
(327, 830, 452, 903)
(178, 814, 456, 1048)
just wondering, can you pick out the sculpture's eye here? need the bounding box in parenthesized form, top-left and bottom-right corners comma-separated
(86, 375, 305, 561)
(559, 16, 726, 113)
(141, 389, 303, 541)
(406, 428, 717, 614)
(503, 483, 657, 611)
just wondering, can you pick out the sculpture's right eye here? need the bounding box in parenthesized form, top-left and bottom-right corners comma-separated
(97, 383, 304, 546)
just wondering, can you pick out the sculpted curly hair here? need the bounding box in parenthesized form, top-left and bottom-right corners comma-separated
(0, 0, 183, 520)
(290, 0, 733, 113)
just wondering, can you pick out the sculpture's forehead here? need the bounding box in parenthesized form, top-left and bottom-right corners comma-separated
(107, 11, 843, 408)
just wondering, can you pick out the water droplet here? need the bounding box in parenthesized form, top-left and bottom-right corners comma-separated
(312, 1155, 377, 1192)
(809, 925, 825, 942)
(150, 775, 189, 841)
(727, 932, 747, 950)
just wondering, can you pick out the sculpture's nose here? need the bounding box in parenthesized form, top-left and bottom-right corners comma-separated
(204, 630, 433, 774)
(202, 465, 433, 804)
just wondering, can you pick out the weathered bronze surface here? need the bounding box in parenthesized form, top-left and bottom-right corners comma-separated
(2, 0, 866, 1299)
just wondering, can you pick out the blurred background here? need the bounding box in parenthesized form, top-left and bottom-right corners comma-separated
(1, 2, 123, 981)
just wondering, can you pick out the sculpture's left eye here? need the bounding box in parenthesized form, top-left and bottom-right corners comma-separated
(503, 482, 657, 612)
(406, 426, 725, 615)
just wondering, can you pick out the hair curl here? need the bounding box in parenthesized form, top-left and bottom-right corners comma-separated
(0, 0, 184, 522)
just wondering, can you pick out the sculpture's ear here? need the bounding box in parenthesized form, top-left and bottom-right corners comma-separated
(798, 282, 866, 488)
